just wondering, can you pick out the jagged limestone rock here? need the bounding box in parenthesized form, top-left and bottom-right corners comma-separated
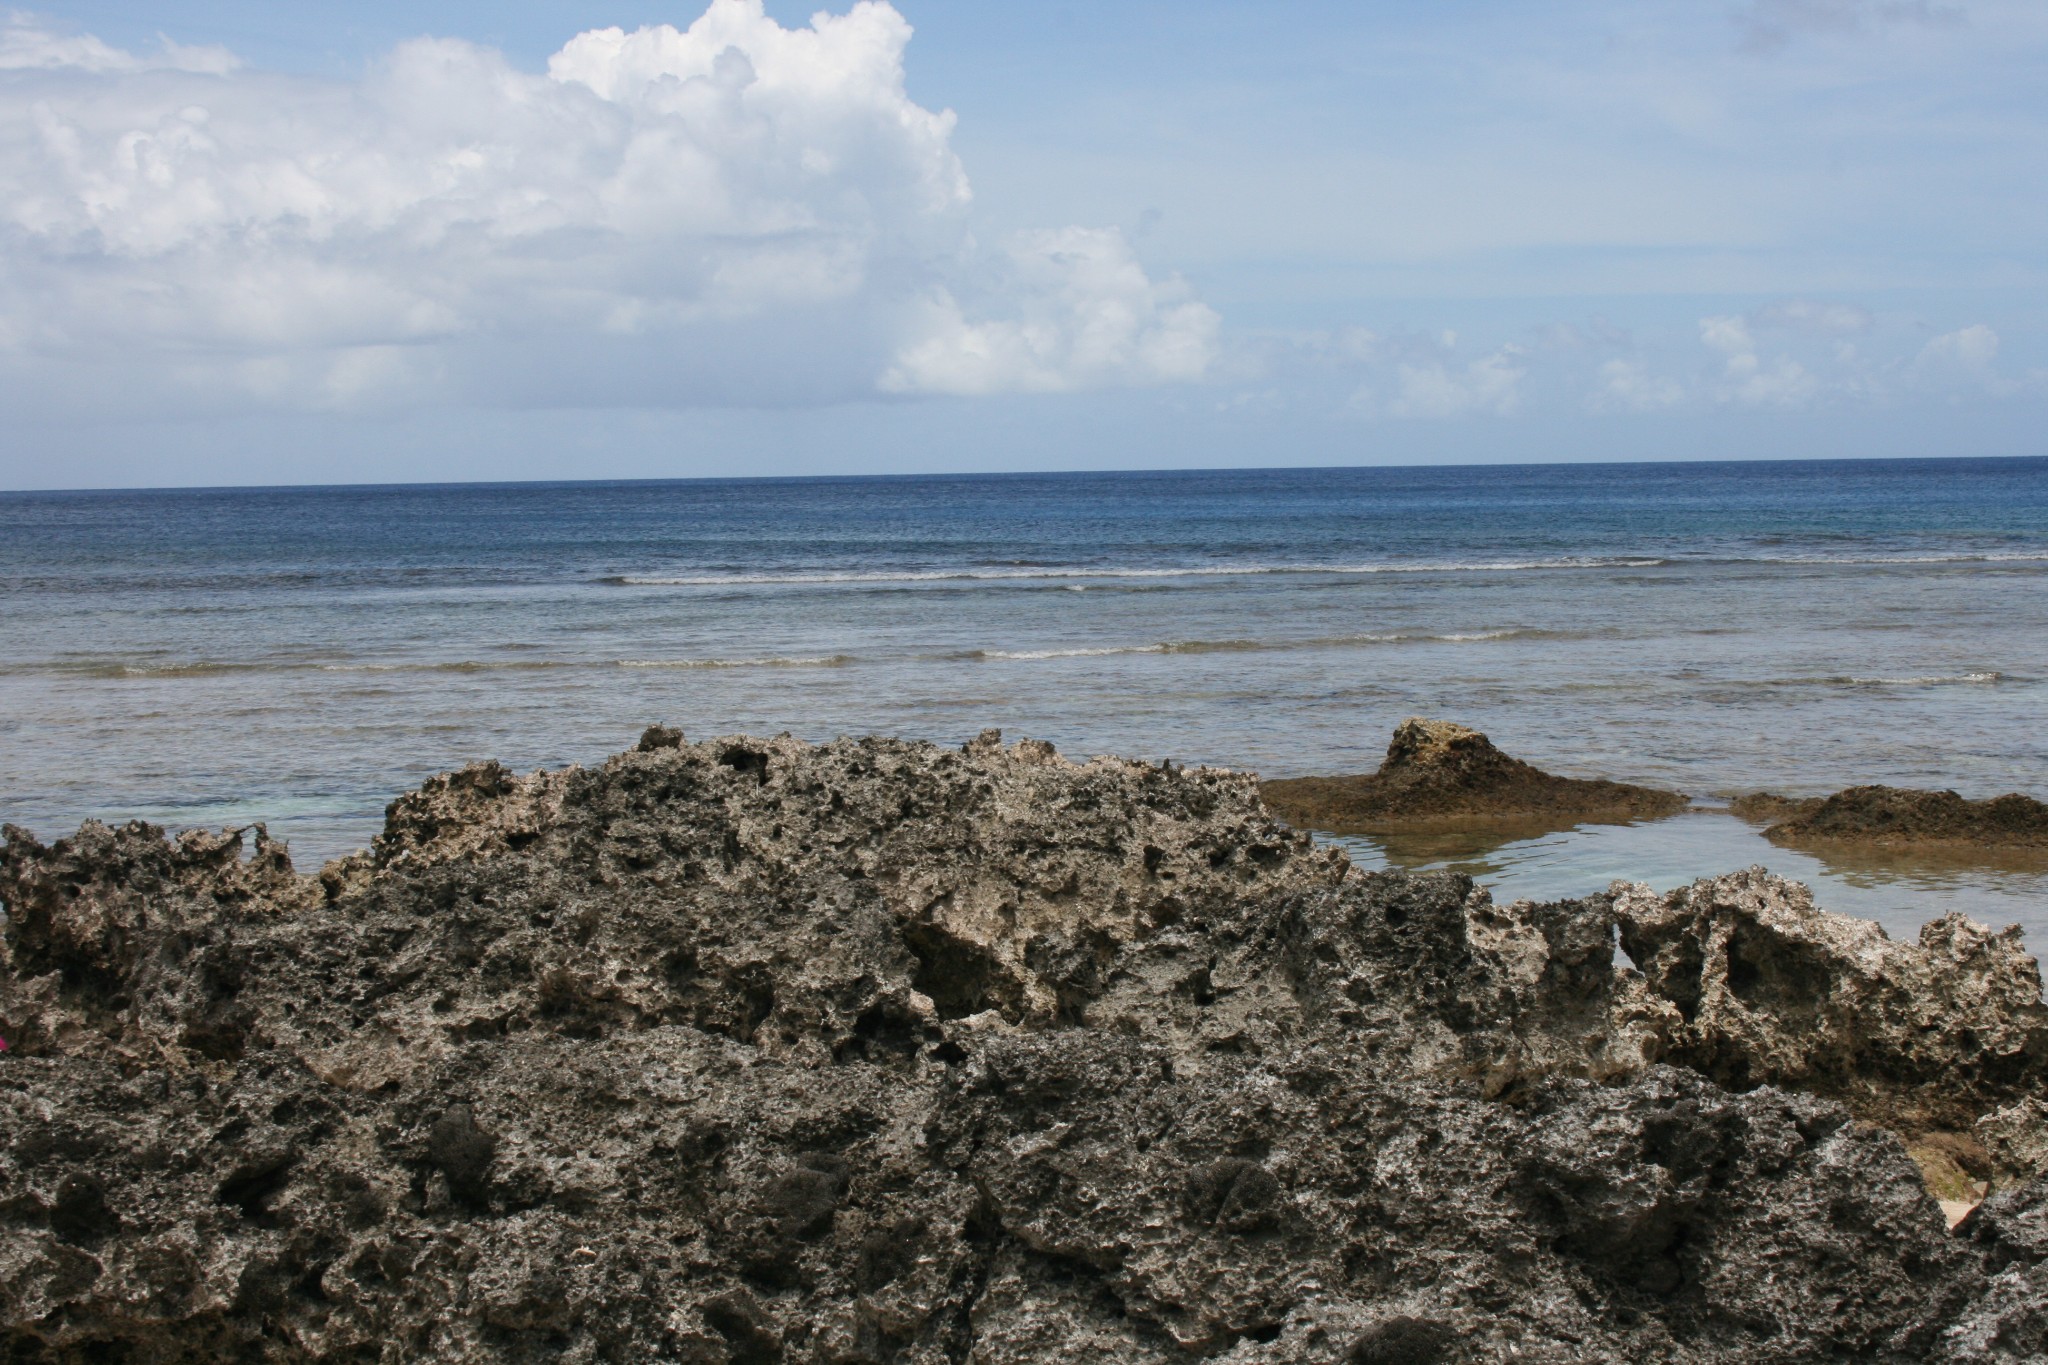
(1610, 868, 2048, 1136)
(2, 731, 2044, 1361)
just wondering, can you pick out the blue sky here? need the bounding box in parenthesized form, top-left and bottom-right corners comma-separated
(2, 0, 2043, 487)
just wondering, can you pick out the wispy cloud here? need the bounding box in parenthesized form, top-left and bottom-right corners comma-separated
(1753, 299, 1875, 334)
(1734, 0, 1966, 54)
(0, 12, 238, 73)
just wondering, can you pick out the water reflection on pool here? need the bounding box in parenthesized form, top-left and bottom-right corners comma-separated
(1329, 807, 2048, 949)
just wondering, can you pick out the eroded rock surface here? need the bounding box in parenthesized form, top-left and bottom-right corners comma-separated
(1740, 785, 2048, 851)
(1, 730, 2044, 1362)
(1611, 869, 2048, 1138)
(1260, 717, 1686, 836)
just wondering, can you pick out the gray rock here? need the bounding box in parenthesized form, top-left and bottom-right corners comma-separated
(1981, 1097, 2048, 1183)
(1, 731, 2042, 1361)
(1611, 867, 2048, 1136)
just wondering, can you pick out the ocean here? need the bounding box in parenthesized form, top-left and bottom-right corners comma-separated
(4, 457, 2046, 942)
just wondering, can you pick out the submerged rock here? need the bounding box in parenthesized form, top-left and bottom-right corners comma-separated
(1259, 717, 1687, 837)
(0, 729, 2043, 1361)
(1741, 785, 2048, 851)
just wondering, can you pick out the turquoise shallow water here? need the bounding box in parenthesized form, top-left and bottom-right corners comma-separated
(2, 458, 2045, 943)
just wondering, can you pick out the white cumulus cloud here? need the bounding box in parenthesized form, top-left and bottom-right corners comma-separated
(1386, 346, 1526, 419)
(1699, 314, 1756, 356)
(1589, 359, 1686, 413)
(881, 227, 1217, 395)
(1909, 323, 2023, 396)
(1700, 314, 1818, 407)
(1916, 323, 1999, 370)
(0, 1, 1214, 417)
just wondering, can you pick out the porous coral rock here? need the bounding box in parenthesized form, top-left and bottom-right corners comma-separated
(1610, 868, 2048, 1135)
(1, 730, 2043, 1362)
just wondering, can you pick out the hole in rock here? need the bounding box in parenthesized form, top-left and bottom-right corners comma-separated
(903, 922, 1017, 1021)
(1348, 1317, 1460, 1364)
(51, 1176, 120, 1247)
(702, 1293, 784, 1364)
(835, 1004, 923, 1065)
(217, 1158, 295, 1227)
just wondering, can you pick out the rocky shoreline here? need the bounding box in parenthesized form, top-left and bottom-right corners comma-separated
(4, 728, 2048, 1361)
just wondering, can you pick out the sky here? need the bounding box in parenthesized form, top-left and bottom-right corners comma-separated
(1, 0, 2044, 488)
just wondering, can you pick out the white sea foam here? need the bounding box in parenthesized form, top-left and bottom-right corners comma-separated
(614, 655, 851, 670)
(1836, 671, 2004, 686)
(969, 629, 1559, 661)
(601, 557, 1672, 588)
(1744, 552, 2048, 567)
(34, 654, 859, 679)
(1734, 670, 2009, 690)
(599, 549, 2048, 589)
(12, 629, 1578, 680)
(977, 646, 1160, 660)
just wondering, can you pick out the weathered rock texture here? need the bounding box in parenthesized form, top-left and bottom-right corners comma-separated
(1739, 786, 2048, 851)
(1260, 718, 1686, 837)
(1612, 870, 2048, 1136)
(3, 729, 2046, 1362)
(1727, 793, 1822, 826)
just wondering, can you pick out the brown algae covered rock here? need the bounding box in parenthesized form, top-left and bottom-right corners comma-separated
(0, 730, 2042, 1362)
(1758, 784, 2048, 851)
(1260, 717, 1687, 837)
(1728, 792, 1824, 825)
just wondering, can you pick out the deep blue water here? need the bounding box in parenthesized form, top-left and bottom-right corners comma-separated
(4, 457, 2046, 939)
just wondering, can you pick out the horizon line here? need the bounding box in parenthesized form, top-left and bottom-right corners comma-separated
(5, 451, 2044, 499)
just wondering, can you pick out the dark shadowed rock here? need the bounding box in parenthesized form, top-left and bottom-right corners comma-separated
(2, 732, 2044, 1361)
(1260, 717, 1687, 836)
(1746, 784, 2048, 851)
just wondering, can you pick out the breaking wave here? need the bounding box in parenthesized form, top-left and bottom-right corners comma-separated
(614, 655, 852, 670)
(598, 549, 2048, 591)
(599, 558, 1672, 588)
(22, 655, 856, 679)
(968, 629, 1568, 661)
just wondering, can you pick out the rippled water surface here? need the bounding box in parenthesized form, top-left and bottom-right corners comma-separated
(3, 458, 2045, 941)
